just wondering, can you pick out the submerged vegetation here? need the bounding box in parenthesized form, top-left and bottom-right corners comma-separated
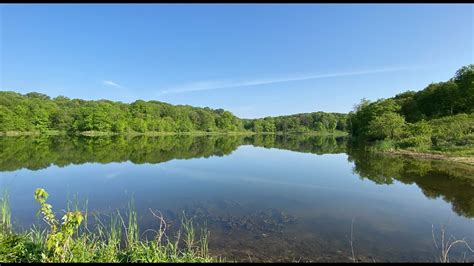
(0, 189, 215, 263)
(348, 65, 474, 156)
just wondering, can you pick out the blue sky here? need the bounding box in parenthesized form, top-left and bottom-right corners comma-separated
(0, 4, 472, 118)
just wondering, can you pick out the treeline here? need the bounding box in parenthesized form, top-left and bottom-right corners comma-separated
(348, 64, 474, 153)
(0, 91, 348, 134)
(242, 112, 348, 133)
(0, 92, 244, 133)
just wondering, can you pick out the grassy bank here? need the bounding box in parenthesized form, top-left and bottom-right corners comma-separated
(0, 130, 348, 137)
(291, 130, 348, 137)
(0, 189, 217, 263)
(385, 149, 474, 166)
(0, 130, 65, 137)
(0, 130, 255, 137)
(78, 130, 256, 137)
(365, 139, 474, 166)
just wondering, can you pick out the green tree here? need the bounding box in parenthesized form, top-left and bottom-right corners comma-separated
(452, 64, 474, 113)
(367, 112, 405, 140)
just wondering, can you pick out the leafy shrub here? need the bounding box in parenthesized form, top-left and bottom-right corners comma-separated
(370, 139, 397, 152)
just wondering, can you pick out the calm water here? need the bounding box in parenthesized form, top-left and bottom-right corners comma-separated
(1, 134, 473, 262)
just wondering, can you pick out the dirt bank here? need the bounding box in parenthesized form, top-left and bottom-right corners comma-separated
(386, 149, 474, 166)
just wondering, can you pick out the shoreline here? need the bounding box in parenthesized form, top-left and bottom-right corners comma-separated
(383, 149, 474, 166)
(0, 130, 349, 137)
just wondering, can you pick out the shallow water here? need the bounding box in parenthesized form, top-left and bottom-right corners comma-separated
(0, 134, 473, 262)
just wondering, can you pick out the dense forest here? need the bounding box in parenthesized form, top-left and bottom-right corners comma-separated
(0, 92, 243, 133)
(348, 64, 474, 155)
(0, 91, 347, 135)
(242, 112, 347, 133)
(1, 64, 472, 151)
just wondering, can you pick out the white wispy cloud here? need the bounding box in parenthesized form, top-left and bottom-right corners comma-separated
(102, 80, 122, 88)
(159, 65, 426, 95)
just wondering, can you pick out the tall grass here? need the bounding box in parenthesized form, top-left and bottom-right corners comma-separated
(0, 189, 216, 263)
(0, 191, 11, 233)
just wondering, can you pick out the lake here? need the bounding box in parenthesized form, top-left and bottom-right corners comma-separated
(0, 134, 473, 262)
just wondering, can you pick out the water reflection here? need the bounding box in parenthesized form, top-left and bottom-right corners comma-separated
(1, 134, 473, 220)
(347, 146, 474, 218)
(0, 135, 241, 171)
(0, 134, 346, 172)
(1, 134, 473, 261)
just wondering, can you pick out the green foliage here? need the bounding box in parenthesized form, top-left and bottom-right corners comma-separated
(370, 139, 397, 152)
(0, 92, 244, 134)
(0, 232, 44, 262)
(215, 111, 242, 131)
(398, 121, 433, 148)
(349, 65, 474, 153)
(429, 113, 474, 147)
(34, 188, 84, 262)
(393, 65, 474, 121)
(0, 91, 350, 135)
(0, 191, 45, 262)
(452, 64, 474, 113)
(348, 98, 402, 139)
(244, 112, 348, 133)
(0, 189, 215, 262)
(251, 118, 276, 133)
(0, 191, 11, 233)
(367, 112, 405, 140)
